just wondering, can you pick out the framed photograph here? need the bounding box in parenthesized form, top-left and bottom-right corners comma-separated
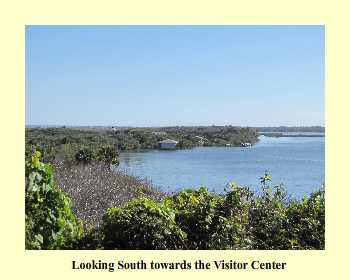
(1, 0, 348, 279)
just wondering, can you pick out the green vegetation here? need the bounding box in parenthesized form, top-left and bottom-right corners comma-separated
(25, 154, 325, 250)
(25, 126, 259, 164)
(254, 126, 325, 133)
(102, 199, 187, 250)
(25, 151, 83, 249)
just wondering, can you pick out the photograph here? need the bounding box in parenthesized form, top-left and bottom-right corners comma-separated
(25, 25, 325, 250)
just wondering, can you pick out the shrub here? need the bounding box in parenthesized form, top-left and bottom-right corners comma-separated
(165, 187, 241, 249)
(75, 148, 93, 164)
(248, 173, 290, 249)
(25, 151, 83, 249)
(55, 143, 77, 166)
(71, 227, 103, 249)
(177, 139, 194, 149)
(97, 145, 119, 164)
(246, 172, 325, 250)
(101, 198, 187, 249)
(286, 188, 325, 249)
(98, 181, 325, 250)
(25, 144, 57, 163)
(218, 183, 254, 249)
(111, 157, 119, 165)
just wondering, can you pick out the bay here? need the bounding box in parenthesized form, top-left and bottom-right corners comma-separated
(117, 136, 325, 199)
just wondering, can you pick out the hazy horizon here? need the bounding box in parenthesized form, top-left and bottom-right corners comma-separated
(25, 124, 325, 128)
(26, 25, 324, 127)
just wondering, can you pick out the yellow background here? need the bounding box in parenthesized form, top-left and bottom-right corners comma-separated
(1, 0, 349, 279)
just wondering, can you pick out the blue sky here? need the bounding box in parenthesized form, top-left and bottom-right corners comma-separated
(25, 25, 324, 127)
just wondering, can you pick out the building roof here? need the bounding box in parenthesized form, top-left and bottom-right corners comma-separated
(159, 139, 178, 144)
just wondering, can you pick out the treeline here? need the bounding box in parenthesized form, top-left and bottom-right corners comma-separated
(25, 152, 325, 250)
(25, 126, 259, 163)
(254, 126, 325, 133)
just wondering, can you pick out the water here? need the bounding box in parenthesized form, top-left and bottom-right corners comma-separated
(117, 136, 325, 199)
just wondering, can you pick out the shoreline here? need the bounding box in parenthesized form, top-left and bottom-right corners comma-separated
(260, 133, 325, 137)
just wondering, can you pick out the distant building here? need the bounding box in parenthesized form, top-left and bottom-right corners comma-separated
(152, 131, 167, 136)
(159, 139, 178, 149)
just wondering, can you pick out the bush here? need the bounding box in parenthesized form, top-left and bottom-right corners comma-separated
(164, 188, 219, 249)
(286, 188, 325, 249)
(177, 139, 195, 149)
(247, 172, 325, 249)
(97, 145, 119, 164)
(25, 151, 83, 249)
(71, 227, 103, 249)
(218, 183, 254, 249)
(25, 144, 57, 163)
(249, 186, 290, 249)
(111, 157, 119, 165)
(75, 148, 93, 164)
(248, 173, 290, 249)
(101, 198, 187, 249)
(165, 187, 246, 249)
(55, 143, 77, 166)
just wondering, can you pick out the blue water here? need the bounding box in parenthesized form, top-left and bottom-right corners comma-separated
(117, 136, 325, 199)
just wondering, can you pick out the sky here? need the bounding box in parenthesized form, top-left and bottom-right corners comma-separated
(25, 25, 324, 127)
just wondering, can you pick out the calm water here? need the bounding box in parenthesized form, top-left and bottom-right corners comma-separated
(117, 136, 325, 198)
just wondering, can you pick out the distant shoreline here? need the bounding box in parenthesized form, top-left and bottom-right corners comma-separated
(25, 124, 325, 130)
(260, 133, 325, 138)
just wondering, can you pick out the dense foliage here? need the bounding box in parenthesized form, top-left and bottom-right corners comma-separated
(25, 126, 259, 164)
(25, 151, 83, 249)
(25, 126, 324, 163)
(25, 154, 325, 250)
(98, 178, 325, 250)
(102, 199, 187, 249)
(163, 187, 248, 249)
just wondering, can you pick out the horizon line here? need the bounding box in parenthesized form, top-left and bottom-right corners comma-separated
(25, 124, 325, 128)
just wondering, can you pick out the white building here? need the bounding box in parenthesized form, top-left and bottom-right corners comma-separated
(152, 131, 167, 136)
(159, 139, 178, 149)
